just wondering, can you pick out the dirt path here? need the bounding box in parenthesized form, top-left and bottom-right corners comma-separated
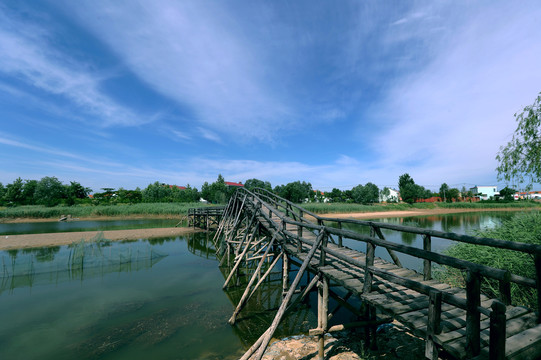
(0, 227, 201, 251)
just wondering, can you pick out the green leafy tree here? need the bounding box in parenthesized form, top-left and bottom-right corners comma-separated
(0, 182, 5, 205)
(277, 181, 312, 203)
(68, 181, 91, 199)
(352, 183, 379, 204)
(5, 177, 25, 205)
(21, 179, 38, 205)
(200, 175, 229, 204)
(117, 188, 142, 203)
(244, 178, 272, 192)
(142, 182, 172, 202)
(34, 176, 65, 206)
(210, 174, 228, 203)
(93, 187, 117, 204)
(496, 92, 541, 187)
(65, 181, 92, 205)
(328, 188, 344, 202)
(439, 183, 449, 202)
(447, 188, 460, 202)
(182, 184, 200, 202)
(201, 182, 211, 202)
(351, 184, 364, 203)
(398, 173, 418, 204)
(499, 186, 516, 201)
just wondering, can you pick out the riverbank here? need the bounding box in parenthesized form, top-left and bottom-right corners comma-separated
(1, 207, 537, 250)
(0, 227, 201, 251)
(315, 206, 537, 220)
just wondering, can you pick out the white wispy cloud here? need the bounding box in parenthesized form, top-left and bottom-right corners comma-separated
(368, 2, 541, 186)
(57, 1, 296, 141)
(0, 5, 146, 128)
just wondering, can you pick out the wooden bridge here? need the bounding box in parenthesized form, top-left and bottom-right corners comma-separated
(189, 188, 541, 360)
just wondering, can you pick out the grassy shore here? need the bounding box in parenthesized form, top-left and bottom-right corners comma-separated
(1, 200, 540, 221)
(301, 200, 541, 214)
(0, 202, 205, 220)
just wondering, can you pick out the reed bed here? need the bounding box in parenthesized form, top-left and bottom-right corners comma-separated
(301, 202, 434, 214)
(301, 201, 540, 214)
(0, 202, 205, 219)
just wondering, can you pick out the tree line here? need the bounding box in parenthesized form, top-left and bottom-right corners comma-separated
(0, 173, 516, 208)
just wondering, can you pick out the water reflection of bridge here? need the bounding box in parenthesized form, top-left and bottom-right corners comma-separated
(190, 188, 541, 360)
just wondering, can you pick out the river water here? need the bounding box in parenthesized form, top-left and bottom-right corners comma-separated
(0, 211, 520, 359)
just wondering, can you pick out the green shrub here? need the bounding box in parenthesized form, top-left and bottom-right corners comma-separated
(438, 211, 541, 308)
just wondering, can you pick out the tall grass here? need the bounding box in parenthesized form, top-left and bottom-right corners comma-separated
(0, 202, 205, 219)
(437, 211, 541, 308)
(436, 201, 541, 209)
(300, 201, 540, 214)
(302, 202, 435, 214)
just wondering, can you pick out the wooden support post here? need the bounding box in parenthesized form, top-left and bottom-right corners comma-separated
(229, 233, 279, 324)
(317, 276, 329, 360)
(536, 254, 541, 323)
(223, 225, 258, 289)
(489, 300, 506, 360)
(466, 269, 481, 358)
(361, 303, 378, 351)
(337, 221, 343, 247)
(250, 232, 325, 360)
(425, 290, 442, 360)
(499, 270, 512, 306)
(423, 235, 432, 280)
(319, 231, 328, 267)
(363, 241, 375, 293)
(282, 252, 289, 296)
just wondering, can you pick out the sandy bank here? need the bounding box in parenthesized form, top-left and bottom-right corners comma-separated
(314, 207, 533, 220)
(1, 207, 535, 251)
(0, 227, 201, 251)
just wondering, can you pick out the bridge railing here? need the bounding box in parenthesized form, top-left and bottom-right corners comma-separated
(231, 187, 541, 358)
(246, 188, 541, 290)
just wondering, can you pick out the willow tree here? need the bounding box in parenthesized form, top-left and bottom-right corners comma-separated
(496, 92, 541, 188)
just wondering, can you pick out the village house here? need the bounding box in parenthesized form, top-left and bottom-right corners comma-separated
(470, 185, 498, 200)
(514, 190, 541, 200)
(379, 188, 400, 203)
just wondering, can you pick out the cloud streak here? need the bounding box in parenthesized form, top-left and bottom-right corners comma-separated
(368, 2, 541, 185)
(58, 1, 296, 141)
(0, 5, 145, 128)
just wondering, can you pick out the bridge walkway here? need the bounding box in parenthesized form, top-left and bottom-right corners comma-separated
(191, 188, 541, 360)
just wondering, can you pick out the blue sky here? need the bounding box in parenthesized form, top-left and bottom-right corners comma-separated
(1, 1, 540, 193)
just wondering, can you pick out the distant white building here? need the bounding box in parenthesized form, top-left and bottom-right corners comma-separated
(470, 185, 498, 200)
(379, 188, 400, 203)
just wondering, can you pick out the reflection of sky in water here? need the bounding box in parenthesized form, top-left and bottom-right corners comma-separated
(0, 219, 180, 235)
(0, 232, 326, 360)
(339, 211, 516, 272)
(0, 234, 250, 360)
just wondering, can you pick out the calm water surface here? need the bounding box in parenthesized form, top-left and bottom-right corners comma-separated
(0, 233, 322, 360)
(0, 219, 179, 235)
(335, 211, 517, 271)
(0, 211, 521, 359)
